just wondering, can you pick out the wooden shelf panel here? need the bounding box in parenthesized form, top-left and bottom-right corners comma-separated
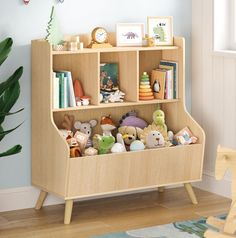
(52, 99, 179, 112)
(52, 46, 179, 55)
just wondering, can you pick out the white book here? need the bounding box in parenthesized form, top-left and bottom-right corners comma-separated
(53, 73, 60, 109)
(165, 69, 173, 100)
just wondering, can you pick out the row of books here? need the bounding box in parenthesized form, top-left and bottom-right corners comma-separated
(151, 60, 178, 100)
(53, 71, 76, 109)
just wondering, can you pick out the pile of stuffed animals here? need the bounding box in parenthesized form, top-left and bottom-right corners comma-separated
(59, 108, 198, 158)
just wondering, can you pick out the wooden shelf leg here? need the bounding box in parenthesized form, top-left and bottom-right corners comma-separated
(35, 190, 48, 210)
(64, 200, 74, 225)
(184, 183, 198, 205)
(158, 186, 165, 193)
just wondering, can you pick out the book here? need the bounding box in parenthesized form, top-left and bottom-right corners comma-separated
(56, 72, 67, 108)
(53, 73, 60, 109)
(151, 69, 166, 100)
(164, 69, 173, 99)
(57, 71, 76, 107)
(159, 60, 178, 99)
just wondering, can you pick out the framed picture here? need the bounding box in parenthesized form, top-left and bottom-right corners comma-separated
(100, 63, 119, 93)
(116, 23, 144, 46)
(147, 16, 173, 45)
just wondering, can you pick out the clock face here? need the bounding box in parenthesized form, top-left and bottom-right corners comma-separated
(93, 28, 108, 43)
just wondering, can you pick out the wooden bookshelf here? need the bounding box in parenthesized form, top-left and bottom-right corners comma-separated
(31, 37, 205, 224)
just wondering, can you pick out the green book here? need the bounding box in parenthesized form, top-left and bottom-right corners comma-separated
(56, 72, 65, 108)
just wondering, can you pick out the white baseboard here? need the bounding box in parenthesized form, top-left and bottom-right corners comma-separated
(0, 185, 181, 213)
(0, 171, 230, 213)
(193, 170, 231, 198)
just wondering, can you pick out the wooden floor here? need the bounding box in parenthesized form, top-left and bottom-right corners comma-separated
(0, 187, 231, 238)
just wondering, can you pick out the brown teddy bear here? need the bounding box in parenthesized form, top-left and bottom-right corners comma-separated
(118, 126, 143, 151)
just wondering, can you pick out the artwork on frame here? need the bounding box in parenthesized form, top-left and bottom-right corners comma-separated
(100, 63, 119, 93)
(147, 16, 173, 45)
(116, 23, 144, 46)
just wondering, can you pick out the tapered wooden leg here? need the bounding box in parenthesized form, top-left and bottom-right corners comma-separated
(158, 186, 165, 193)
(35, 190, 48, 210)
(184, 183, 198, 205)
(64, 200, 73, 225)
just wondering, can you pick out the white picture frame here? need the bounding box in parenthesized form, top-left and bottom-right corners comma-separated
(147, 16, 173, 46)
(116, 23, 144, 47)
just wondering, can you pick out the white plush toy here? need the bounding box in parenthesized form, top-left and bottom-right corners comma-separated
(108, 90, 125, 103)
(111, 133, 126, 153)
(146, 131, 165, 148)
(74, 119, 97, 148)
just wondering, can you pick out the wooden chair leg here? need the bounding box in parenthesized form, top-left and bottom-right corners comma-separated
(35, 190, 48, 210)
(184, 183, 198, 205)
(158, 186, 165, 193)
(64, 200, 73, 225)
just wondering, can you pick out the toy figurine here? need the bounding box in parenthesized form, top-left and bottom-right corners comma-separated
(111, 133, 126, 153)
(152, 109, 168, 133)
(100, 115, 116, 136)
(108, 90, 125, 103)
(119, 111, 148, 129)
(81, 96, 90, 106)
(74, 119, 97, 148)
(70, 147, 82, 158)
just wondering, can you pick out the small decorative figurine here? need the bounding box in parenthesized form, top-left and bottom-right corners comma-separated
(70, 147, 82, 158)
(111, 133, 126, 153)
(139, 72, 154, 100)
(130, 140, 145, 151)
(81, 96, 90, 106)
(100, 115, 116, 136)
(119, 111, 148, 129)
(108, 90, 125, 103)
(74, 119, 97, 148)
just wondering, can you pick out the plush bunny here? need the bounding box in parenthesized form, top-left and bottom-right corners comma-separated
(74, 119, 97, 148)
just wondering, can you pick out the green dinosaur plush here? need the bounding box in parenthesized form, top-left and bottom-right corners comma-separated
(98, 136, 115, 155)
(152, 109, 167, 133)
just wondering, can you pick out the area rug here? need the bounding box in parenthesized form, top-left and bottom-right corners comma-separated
(92, 215, 225, 238)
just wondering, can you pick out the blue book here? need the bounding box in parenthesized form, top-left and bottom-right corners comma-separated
(160, 60, 178, 99)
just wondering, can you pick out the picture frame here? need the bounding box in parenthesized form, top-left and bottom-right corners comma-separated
(116, 23, 144, 47)
(147, 16, 173, 46)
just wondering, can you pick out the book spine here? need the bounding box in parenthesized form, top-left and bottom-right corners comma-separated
(63, 77, 68, 108)
(67, 72, 76, 107)
(53, 73, 60, 109)
(57, 73, 64, 108)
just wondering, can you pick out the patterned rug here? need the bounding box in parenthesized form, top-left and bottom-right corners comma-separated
(92, 215, 225, 238)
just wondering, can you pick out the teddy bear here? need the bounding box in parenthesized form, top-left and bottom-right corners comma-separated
(74, 119, 97, 148)
(118, 126, 143, 150)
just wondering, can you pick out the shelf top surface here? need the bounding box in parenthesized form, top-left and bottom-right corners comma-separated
(53, 99, 179, 112)
(52, 45, 179, 55)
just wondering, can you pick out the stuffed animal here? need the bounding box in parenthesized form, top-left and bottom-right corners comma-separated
(139, 124, 171, 148)
(119, 111, 148, 129)
(61, 114, 75, 132)
(97, 135, 115, 154)
(74, 119, 97, 148)
(84, 147, 98, 156)
(152, 109, 167, 133)
(111, 133, 126, 153)
(118, 126, 143, 150)
(100, 115, 116, 136)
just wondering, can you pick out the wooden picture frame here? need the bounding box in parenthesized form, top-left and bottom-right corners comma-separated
(116, 23, 144, 46)
(147, 16, 173, 46)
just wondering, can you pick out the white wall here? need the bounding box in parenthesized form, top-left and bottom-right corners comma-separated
(0, 0, 192, 190)
(192, 0, 234, 198)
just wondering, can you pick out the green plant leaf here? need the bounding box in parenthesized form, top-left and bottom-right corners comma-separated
(0, 125, 4, 141)
(0, 81, 20, 124)
(0, 66, 23, 97)
(0, 123, 23, 141)
(0, 108, 24, 117)
(0, 38, 13, 66)
(0, 145, 22, 158)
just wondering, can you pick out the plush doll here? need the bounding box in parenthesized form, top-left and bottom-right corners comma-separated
(100, 115, 116, 136)
(74, 119, 97, 148)
(152, 109, 167, 133)
(118, 126, 143, 150)
(119, 111, 148, 129)
(92, 135, 115, 154)
(111, 133, 126, 153)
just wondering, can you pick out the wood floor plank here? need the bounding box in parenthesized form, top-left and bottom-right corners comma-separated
(0, 187, 231, 238)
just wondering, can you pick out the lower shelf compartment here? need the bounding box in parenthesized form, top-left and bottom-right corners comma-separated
(67, 144, 204, 198)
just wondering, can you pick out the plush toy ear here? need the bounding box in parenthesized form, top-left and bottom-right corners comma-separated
(136, 127, 143, 139)
(74, 121, 82, 130)
(118, 126, 127, 135)
(89, 119, 97, 128)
